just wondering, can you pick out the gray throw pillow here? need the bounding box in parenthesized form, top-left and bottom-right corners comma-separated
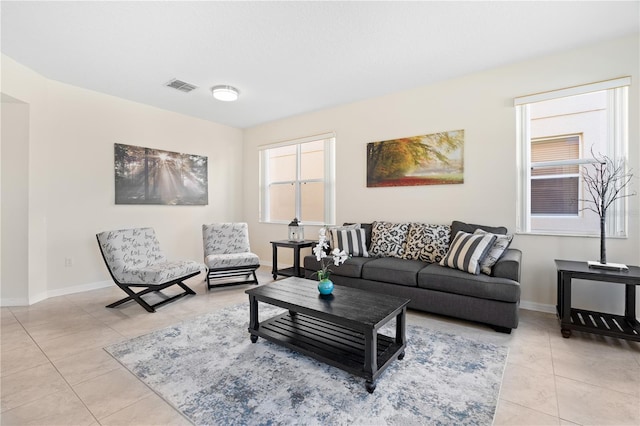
(440, 231, 497, 275)
(474, 229, 513, 275)
(330, 228, 369, 257)
(325, 223, 360, 249)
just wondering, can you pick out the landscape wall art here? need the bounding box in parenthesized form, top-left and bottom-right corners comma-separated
(366, 130, 464, 187)
(114, 143, 208, 205)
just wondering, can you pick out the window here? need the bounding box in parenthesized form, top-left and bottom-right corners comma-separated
(530, 135, 581, 216)
(259, 134, 335, 225)
(516, 77, 630, 236)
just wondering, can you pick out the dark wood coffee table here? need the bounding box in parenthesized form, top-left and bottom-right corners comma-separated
(245, 277, 410, 392)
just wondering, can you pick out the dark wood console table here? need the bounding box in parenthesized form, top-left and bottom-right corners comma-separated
(270, 240, 315, 280)
(555, 259, 640, 341)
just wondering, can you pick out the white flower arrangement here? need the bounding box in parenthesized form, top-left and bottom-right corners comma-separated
(312, 228, 348, 280)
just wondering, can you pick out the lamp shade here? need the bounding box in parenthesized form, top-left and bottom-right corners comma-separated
(211, 85, 239, 102)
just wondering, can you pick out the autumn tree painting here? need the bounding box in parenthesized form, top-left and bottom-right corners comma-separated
(114, 143, 208, 205)
(367, 130, 464, 187)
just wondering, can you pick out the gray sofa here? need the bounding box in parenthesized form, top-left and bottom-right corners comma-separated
(304, 221, 521, 333)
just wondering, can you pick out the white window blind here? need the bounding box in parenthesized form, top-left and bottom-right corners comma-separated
(530, 136, 581, 216)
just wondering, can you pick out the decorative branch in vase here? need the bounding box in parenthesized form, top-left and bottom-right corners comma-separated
(580, 149, 636, 270)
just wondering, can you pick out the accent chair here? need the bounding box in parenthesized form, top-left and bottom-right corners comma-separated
(202, 222, 260, 289)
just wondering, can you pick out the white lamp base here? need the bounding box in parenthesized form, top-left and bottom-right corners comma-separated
(587, 261, 628, 271)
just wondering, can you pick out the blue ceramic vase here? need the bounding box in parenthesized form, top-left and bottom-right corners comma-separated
(318, 278, 334, 295)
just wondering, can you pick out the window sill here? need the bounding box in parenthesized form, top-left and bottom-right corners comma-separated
(515, 231, 627, 239)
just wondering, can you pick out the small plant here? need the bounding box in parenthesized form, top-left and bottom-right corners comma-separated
(312, 228, 348, 280)
(580, 149, 636, 265)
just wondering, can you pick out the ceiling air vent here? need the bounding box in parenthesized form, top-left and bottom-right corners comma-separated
(165, 79, 198, 93)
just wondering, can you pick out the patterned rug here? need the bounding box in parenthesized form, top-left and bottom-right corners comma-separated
(105, 303, 508, 425)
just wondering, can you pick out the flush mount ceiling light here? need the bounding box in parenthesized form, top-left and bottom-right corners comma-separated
(211, 85, 239, 102)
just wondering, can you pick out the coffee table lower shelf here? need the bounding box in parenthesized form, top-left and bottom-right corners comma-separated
(249, 311, 404, 390)
(561, 308, 640, 341)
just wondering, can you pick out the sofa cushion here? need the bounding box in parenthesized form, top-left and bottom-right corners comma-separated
(403, 223, 451, 263)
(474, 229, 513, 275)
(451, 220, 508, 237)
(205, 252, 260, 269)
(418, 263, 520, 303)
(369, 221, 410, 258)
(330, 228, 369, 257)
(440, 231, 496, 275)
(304, 255, 372, 278)
(361, 257, 427, 287)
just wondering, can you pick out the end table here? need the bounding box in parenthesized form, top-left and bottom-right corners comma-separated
(270, 240, 315, 280)
(555, 259, 640, 341)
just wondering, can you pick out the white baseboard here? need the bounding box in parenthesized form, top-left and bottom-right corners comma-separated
(46, 280, 113, 299)
(0, 297, 30, 306)
(0, 280, 114, 307)
(520, 300, 556, 314)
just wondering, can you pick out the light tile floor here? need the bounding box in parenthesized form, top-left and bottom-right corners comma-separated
(1, 266, 639, 425)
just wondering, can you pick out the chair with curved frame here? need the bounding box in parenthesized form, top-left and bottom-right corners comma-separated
(96, 227, 202, 313)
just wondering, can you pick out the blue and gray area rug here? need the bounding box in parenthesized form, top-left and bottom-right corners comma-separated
(105, 303, 508, 425)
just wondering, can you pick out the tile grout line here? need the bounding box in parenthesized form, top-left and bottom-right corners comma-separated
(548, 326, 569, 425)
(2, 309, 102, 425)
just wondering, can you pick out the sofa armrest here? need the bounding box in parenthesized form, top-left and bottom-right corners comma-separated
(492, 248, 522, 282)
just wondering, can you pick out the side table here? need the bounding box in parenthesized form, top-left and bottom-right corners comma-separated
(555, 259, 640, 341)
(270, 240, 315, 280)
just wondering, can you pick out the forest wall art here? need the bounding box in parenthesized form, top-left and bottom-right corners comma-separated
(366, 130, 464, 187)
(114, 143, 208, 205)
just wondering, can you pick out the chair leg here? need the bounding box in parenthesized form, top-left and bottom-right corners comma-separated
(205, 266, 260, 289)
(106, 285, 156, 313)
(106, 278, 198, 313)
(176, 281, 197, 295)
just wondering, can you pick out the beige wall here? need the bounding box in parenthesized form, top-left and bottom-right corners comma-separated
(1, 96, 30, 304)
(244, 34, 640, 313)
(2, 34, 638, 312)
(1, 55, 244, 305)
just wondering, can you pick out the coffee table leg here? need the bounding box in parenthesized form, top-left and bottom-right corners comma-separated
(248, 295, 259, 343)
(365, 380, 376, 393)
(396, 307, 406, 359)
(364, 328, 377, 393)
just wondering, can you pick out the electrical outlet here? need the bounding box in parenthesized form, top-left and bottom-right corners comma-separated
(64, 257, 73, 267)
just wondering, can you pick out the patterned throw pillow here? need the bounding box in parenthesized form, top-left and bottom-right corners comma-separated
(326, 223, 360, 249)
(474, 229, 513, 275)
(403, 223, 451, 263)
(439, 231, 497, 275)
(368, 221, 410, 258)
(330, 228, 369, 257)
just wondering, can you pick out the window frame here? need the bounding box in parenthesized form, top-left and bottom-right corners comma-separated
(515, 77, 630, 237)
(259, 133, 336, 226)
